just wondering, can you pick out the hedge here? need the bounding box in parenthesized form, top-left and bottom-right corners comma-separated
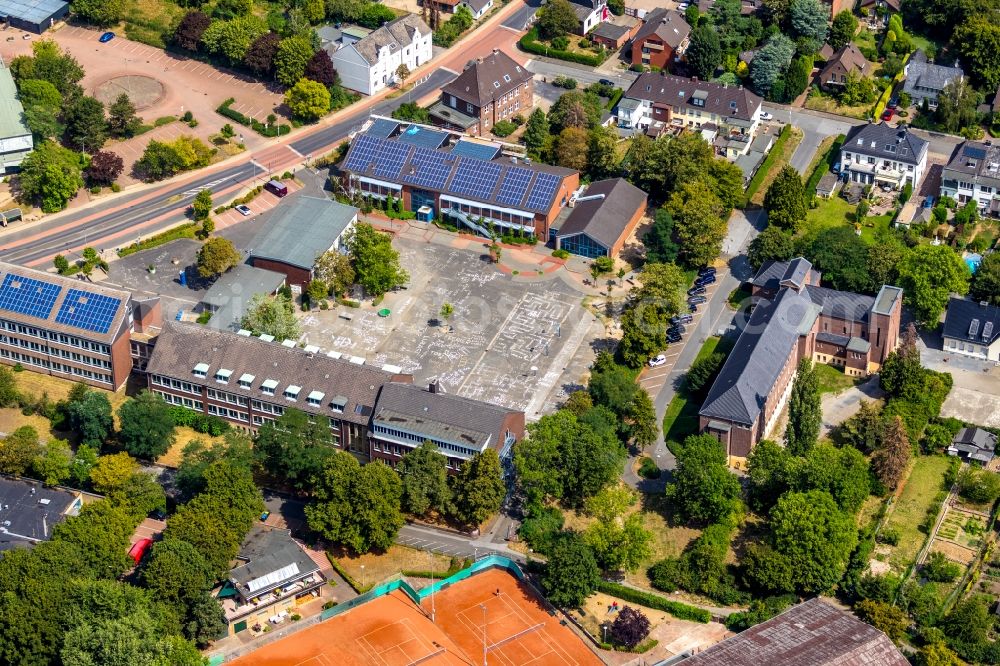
(117, 223, 198, 258)
(805, 134, 846, 198)
(596, 581, 711, 623)
(743, 124, 792, 206)
(871, 51, 911, 120)
(519, 28, 607, 67)
(216, 98, 291, 138)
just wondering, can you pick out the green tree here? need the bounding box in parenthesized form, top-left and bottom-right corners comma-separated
(450, 448, 505, 526)
(806, 226, 873, 293)
(667, 180, 727, 268)
(837, 400, 884, 453)
(555, 126, 589, 171)
(941, 595, 993, 645)
(750, 34, 795, 97)
(620, 302, 668, 368)
(240, 292, 299, 340)
(175, 433, 253, 499)
(64, 96, 107, 153)
(196, 237, 240, 278)
(957, 467, 1000, 504)
(52, 500, 138, 577)
(315, 250, 356, 296)
(398, 441, 451, 516)
(764, 165, 807, 230)
(643, 208, 679, 264)
(746, 439, 792, 513)
(274, 36, 315, 87)
(345, 222, 409, 296)
(686, 352, 725, 396)
(61, 606, 203, 665)
(954, 16, 1000, 90)
(916, 643, 964, 666)
(191, 188, 213, 222)
(871, 415, 910, 491)
(794, 443, 871, 513)
(255, 408, 335, 490)
(542, 532, 600, 606)
(107, 93, 140, 138)
(840, 70, 879, 105)
(200, 15, 269, 64)
(626, 389, 658, 448)
(31, 439, 72, 486)
(89, 452, 137, 494)
(0, 426, 41, 475)
(854, 599, 910, 642)
(686, 26, 722, 80)
(970, 250, 1000, 305)
(898, 244, 970, 327)
(163, 501, 240, 579)
(285, 78, 331, 121)
(306, 453, 405, 553)
(667, 434, 742, 525)
(70, 443, 99, 486)
(10, 39, 84, 97)
(783, 55, 812, 102)
(789, 0, 828, 46)
(17, 140, 84, 212)
(587, 125, 619, 180)
(548, 90, 602, 133)
(536, 0, 580, 38)
(829, 10, 859, 50)
(141, 539, 214, 607)
(748, 225, 795, 270)
(934, 77, 980, 133)
(134, 140, 184, 181)
(586, 511, 652, 572)
(786, 359, 821, 456)
(117, 391, 176, 459)
(768, 490, 857, 593)
(524, 108, 550, 159)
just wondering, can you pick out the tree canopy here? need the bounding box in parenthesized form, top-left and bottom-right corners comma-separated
(763, 165, 807, 230)
(898, 244, 970, 327)
(667, 434, 743, 525)
(785, 359, 821, 456)
(345, 222, 409, 296)
(196, 237, 241, 278)
(240, 292, 299, 341)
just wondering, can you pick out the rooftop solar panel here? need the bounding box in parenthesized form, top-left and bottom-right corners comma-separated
(525, 172, 561, 211)
(55, 289, 121, 335)
(495, 166, 534, 207)
(451, 140, 501, 161)
(964, 146, 988, 160)
(0, 272, 61, 321)
(400, 147, 456, 190)
(366, 118, 399, 138)
(372, 138, 412, 180)
(396, 125, 449, 149)
(450, 158, 502, 199)
(343, 133, 381, 173)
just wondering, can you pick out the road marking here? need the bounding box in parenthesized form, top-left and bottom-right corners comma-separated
(287, 145, 304, 157)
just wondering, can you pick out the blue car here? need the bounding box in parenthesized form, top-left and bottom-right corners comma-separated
(99, 31, 116, 43)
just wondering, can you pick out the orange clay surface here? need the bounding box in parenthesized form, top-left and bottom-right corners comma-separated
(228, 568, 602, 666)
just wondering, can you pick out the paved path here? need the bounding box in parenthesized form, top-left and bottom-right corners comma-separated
(820, 376, 885, 436)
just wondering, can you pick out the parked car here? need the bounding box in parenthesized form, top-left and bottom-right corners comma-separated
(888, 96, 899, 109)
(832, 161, 841, 174)
(99, 31, 116, 43)
(599, 78, 615, 87)
(882, 107, 895, 121)
(923, 195, 935, 208)
(688, 286, 706, 296)
(688, 295, 707, 305)
(235, 204, 252, 216)
(760, 111, 774, 121)
(688, 303, 699, 313)
(648, 353, 667, 367)
(698, 266, 716, 276)
(669, 324, 687, 335)
(671, 314, 694, 325)
(667, 333, 682, 343)
(695, 274, 716, 286)
(264, 180, 288, 197)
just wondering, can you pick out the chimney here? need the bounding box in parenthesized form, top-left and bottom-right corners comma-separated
(429, 380, 438, 394)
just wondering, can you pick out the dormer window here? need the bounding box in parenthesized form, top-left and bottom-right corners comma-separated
(193, 362, 209, 378)
(307, 390, 325, 407)
(284, 385, 301, 401)
(503, 74, 511, 82)
(261, 379, 278, 396)
(215, 368, 232, 383)
(493, 81, 500, 88)
(330, 395, 348, 413)
(238, 373, 255, 389)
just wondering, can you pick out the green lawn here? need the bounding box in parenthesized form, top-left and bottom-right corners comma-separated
(813, 363, 859, 395)
(882, 455, 951, 573)
(802, 196, 894, 244)
(728, 285, 751, 310)
(853, 28, 878, 54)
(662, 336, 723, 447)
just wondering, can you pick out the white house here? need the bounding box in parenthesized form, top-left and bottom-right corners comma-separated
(840, 122, 928, 190)
(570, 0, 609, 35)
(942, 297, 1000, 362)
(330, 15, 432, 96)
(0, 65, 33, 173)
(940, 140, 1000, 216)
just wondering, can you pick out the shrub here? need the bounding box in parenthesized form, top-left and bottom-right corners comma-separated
(638, 457, 661, 479)
(595, 581, 711, 622)
(957, 468, 1000, 504)
(519, 28, 606, 66)
(877, 527, 901, 546)
(519, 505, 564, 556)
(491, 120, 517, 137)
(216, 98, 291, 137)
(552, 249, 570, 259)
(922, 551, 961, 583)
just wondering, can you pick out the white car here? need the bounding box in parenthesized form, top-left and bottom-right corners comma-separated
(648, 354, 667, 367)
(760, 111, 774, 121)
(235, 205, 252, 216)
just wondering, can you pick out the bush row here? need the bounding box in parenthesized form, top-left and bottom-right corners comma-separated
(217, 98, 291, 138)
(169, 406, 231, 436)
(595, 581, 711, 623)
(117, 223, 198, 258)
(519, 28, 607, 67)
(805, 135, 846, 198)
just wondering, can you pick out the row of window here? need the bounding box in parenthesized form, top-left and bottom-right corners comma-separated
(251, 400, 286, 416)
(372, 441, 463, 468)
(0, 348, 112, 383)
(0, 335, 112, 369)
(948, 339, 991, 356)
(154, 390, 203, 410)
(208, 404, 249, 423)
(208, 388, 249, 407)
(0, 320, 111, 354)
(441, 197, 535, 230)
(151, 374, 201, 395)
(953, 181, 995, 194)
(372, 424, 477, 458)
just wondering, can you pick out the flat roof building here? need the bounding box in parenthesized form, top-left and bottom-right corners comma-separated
(201, 264, 286, 333)
(0, 64, 32, 173)
(0, 261, 140, 390)
(0, 476, 82, 550)
(0, 0, 68, 33)
(247, 196, 357, 292)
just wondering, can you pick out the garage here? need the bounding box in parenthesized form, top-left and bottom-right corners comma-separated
(0, 0, 69, 34)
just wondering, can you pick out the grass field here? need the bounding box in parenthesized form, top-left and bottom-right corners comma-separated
(0, 372, 129, 442)
(747, 127, 804, 206)
(332, 545, 455, 588)
(155, 427, 227, 467)
(802, 195, 894, 242)
(662, 336, 723, 446)
(814, 363, 860, 395)
(882, 455, 951, 572)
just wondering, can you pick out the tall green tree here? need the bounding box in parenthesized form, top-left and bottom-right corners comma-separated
(241, 293, 299, 341)
(750, 34, 795, 97)
(954, 16, 1000, 89)
(32, 439, 73, 486)
(828, 10, 858, 50)
(398, 441, 451, 516)
(667, 180, 727, 268)
(764, 165, 807, 230)
(450, 448, 505, 526)
(789, 0, 828, 46)
(285, 78, 331, 121)
(667, 434, 742, 525)
(587, 125, 620, 180)
(10, 39, 84, 97)
(747, 225, 795, 270)
(746, 439, 792, 513)
(838, 400, 885, 453)
(107, 93, 141, 139)
(255, 408, 335, 490)
(536, 0, 580, 38)
(524, 108, 550, 159)
(275, 35, 315, 87)
(970, 250, 1000, 305)
(64, 96, 107, 153)
(686, 26, 722, 80)
(586, 512, 652, 572)
(196, 237, 241, 278)
(200, 15, 269, 64)
(794, 443, 870, 513)
(898, 244, 970, 327)
(542, 532, 600, 606)
(786, 359, 821, 456)
(17, 139, 84, 213)
(0, 426, 41, 476)
(643, 208, 679, 264)
(141, 539, 215, 608)
(117, 390, 176, 460)
(345, 222, 409, 296)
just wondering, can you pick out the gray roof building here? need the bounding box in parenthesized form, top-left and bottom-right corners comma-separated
(942, 296, 1000, 347)
(201, 264, 286, 333)
(631, 8, 690, 50)
(229, 526, 321, 601)
(681, 597, 908, 665)
(0, 0, 68, 33)
(0, 65, 33, 172)
(0, 476, 81, 550)
(441, 49, 532, 110)
(843, 122, 928, 167)
(948, 427, 997, 464)
(903, 50, 964, 109)
(248, 196, 357, 271)
(623, 73, 763, 126)
(750, 258, 822, 293)
(554, 178, 648, 258)
(352, 15, 431, 66)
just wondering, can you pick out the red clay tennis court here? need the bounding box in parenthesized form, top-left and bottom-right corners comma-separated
(227, 567, 601, 666)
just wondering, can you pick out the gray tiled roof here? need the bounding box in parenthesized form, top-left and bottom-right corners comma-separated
(903, 50, 963, 97)
(0, 476, 78, 551)
(699, 287, 820, 425)
(953, 427, 998, 452)
(804, 285, 875, 323)
(145, 322, 403, 426)
(751, 259, 819, 292)
(943, 140, 1000, 186)
(942, 297, 1000, 346)
(682, 597, 909, 666)
(373, 382, 519, 449)
(441, 49, 532, 108)
(843, 122, 927, 166)
(353, 14, 430, 66)
(816, 331, 851, 347)
(780, 257, 811, 289)
(555, 178, 647, 250)
(624, 72, 762, 123)
(202, 264, 286, 332)
(632, 8, 690, 49)
(248, 196, 357, 271)
(230, 526, 320, 597)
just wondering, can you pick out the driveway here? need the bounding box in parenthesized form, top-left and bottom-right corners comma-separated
(820, 376, 885, 436)
(919, 341, 1000, 427)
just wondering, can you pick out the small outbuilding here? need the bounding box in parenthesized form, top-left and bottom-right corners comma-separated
(948, 427, 998, 465)
(554, 178, 647, 259)
(201, 264, 287, 332)
(0, 0, 69, 33)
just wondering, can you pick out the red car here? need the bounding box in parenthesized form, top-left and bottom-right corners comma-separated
(882, 108, 895, 121)
(128, 537, 153, 565)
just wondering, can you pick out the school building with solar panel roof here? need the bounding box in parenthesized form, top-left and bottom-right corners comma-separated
(338, 119, 579, 239)
(0, 261, 160, 390)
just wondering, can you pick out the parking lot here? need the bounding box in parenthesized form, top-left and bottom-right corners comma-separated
(298, 231, 603, 416)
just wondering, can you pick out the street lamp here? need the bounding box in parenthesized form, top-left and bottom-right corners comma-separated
(360, 565, 366, 589)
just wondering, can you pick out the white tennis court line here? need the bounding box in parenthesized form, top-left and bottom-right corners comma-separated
(357, 617, 439, 666)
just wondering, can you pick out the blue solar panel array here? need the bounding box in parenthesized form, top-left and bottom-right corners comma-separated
(397, 125, 449, 149)
(450, 159, 502, 199)
(367, 118, 400, 139)
(343, 134, 383, 173)
(401, 147, 455, 190)
(0, 273, 61, 320)
(55, 290, 122, 335)
(451, 140, 501, 161)
(495, 167, 534, 207)
(372, 139, 412, 180)
(525, 173, 562, 212)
